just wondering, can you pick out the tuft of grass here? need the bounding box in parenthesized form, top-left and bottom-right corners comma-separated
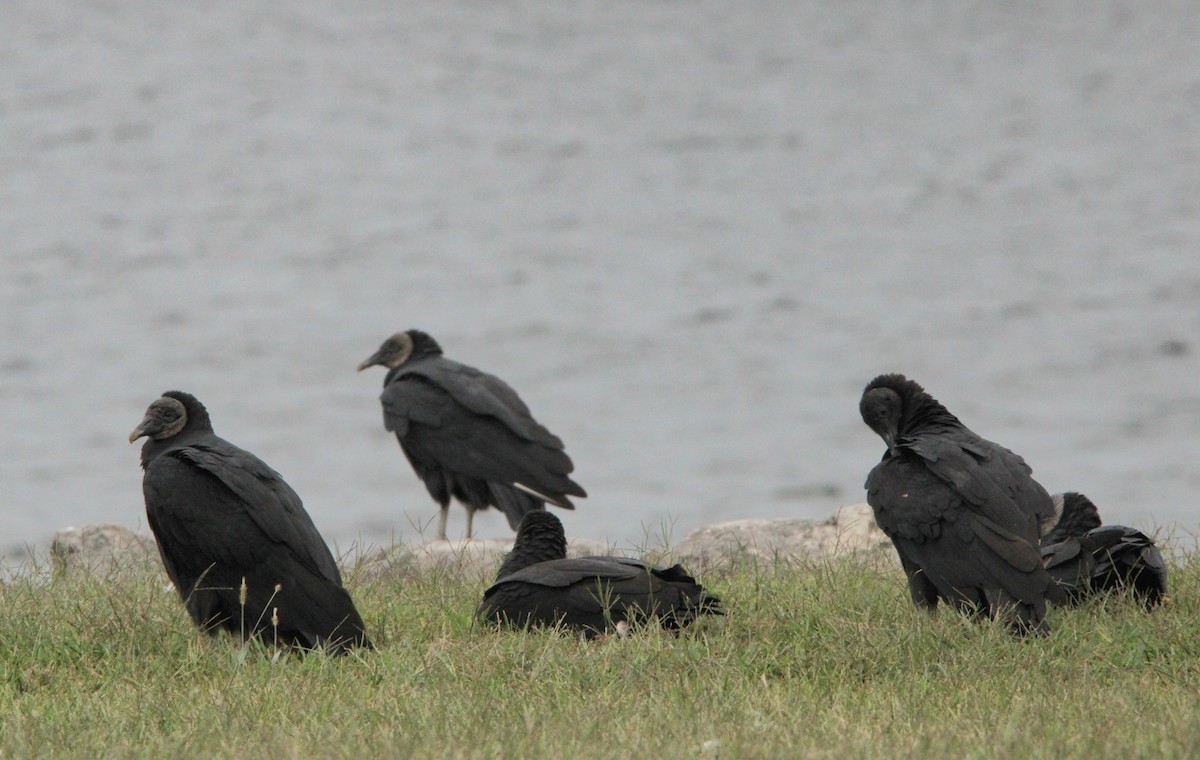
(1, 549, 1198, 758)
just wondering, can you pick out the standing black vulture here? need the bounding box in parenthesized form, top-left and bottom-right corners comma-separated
(357, 330, 586, 540)
(1039, 492, 1168, 609)
(859, 373, 1059, 634)
(478, 511, 723, 636)
(130, 391, 372, 654)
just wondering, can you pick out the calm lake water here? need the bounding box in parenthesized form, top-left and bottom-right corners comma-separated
(3, 2, 1198, 561)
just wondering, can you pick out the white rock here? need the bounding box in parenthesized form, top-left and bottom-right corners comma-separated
(49, 504, 893, 581)
(349, 536, 618, 583)
(672, 503, 891, 568)
(50, 523, 159, 575)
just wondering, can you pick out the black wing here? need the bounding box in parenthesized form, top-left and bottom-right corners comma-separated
(381, 372, 584, 506)
(172, 440, 344, 583)
(905, 432, 1052, 538)
(410, 358, 563, 447)
(479, 557, 720, 633)
(866, 455, 1050, 619)
(143, 450, 369, 651)
(487, 557, 654, 588)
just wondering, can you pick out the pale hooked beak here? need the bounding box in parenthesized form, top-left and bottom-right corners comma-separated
(357, 351, 383, 372)
(881, 430, 898, 457)
(128, 420, 151, 443)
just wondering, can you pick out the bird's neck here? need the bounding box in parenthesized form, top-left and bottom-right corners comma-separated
(138, 426, 213, 469)
(496, 534, 567, 579)
(901, 392, 961, 436)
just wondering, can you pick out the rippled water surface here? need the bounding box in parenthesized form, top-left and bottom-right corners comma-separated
(3, 2, 1199, 559)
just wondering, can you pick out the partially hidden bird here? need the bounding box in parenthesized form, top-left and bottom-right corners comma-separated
(478, 511, 722, 637)
(1039, 491, 1168, 609)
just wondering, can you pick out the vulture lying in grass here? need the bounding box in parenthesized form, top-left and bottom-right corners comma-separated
(1039, 492, 1168, 609)
(358, 329, 586, 540)
(131, 391, 372, 654)
(478, 512, 722, 636)
(859, 373, 1059, 634)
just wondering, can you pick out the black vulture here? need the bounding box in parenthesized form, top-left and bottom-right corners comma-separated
(478, 511, 723, 637)
(859, 373, 1059, 634)
(1039, 492, 1168, 609)
(358, 329, 586, 540)
(130, 391, 372, 654)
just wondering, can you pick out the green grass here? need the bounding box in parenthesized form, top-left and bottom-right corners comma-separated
(1, 550, 1198, 759)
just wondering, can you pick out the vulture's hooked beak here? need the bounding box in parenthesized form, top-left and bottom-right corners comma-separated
(357, 351, 383, 372)
(881, 430, 898, 457)
(128, 419, 151, 443)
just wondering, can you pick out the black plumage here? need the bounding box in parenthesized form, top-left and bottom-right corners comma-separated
(358, 330, 586, 540)
(131, 391, 371, 654)
(1039, 491, 1103, 546)
(478, 512, 723, 636)
(1039, 492, 1168, 609)
(860, 373, 1058, 634)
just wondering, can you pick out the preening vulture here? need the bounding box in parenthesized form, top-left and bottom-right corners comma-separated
(860, 373, 1058, 634)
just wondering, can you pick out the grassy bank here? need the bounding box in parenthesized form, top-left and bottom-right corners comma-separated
(1, 548, 1197, 759)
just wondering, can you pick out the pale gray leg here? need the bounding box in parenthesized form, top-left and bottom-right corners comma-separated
(465, 506, 475, 540)
(437, 506, 448, 541)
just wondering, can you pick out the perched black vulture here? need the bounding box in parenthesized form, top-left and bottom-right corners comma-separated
(1039, 491, 1168, 609)
(859, 373, 1059, 634)
(358, 330, 586, 540)
(478, 511, 723, 636)
(130, 391, 372, 654)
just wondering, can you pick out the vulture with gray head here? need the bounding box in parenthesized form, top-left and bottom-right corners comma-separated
(859, 373, 1059, 634)
(358, 330, 586, 540)
(131, 391, 371, 654)
(478, 511, 722, 637)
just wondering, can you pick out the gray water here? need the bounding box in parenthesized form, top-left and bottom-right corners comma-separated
(3, 2, 1199, 560)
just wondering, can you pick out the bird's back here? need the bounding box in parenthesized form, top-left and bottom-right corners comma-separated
(899, 425, 1051, 541)
(150, 435, 343, 582)
(866, 434, 1052, 627)
(142, 438, 369, 651)
(480, 556, 722, 633)
(385, 356, 565, 449)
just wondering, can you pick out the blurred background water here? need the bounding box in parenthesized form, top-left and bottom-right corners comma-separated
(3, 1, 1198, 560)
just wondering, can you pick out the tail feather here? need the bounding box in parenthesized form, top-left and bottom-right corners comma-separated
(489, 483, 548, 531)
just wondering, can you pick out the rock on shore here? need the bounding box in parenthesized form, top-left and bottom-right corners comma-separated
(673, 503, 891, 568)
(48, 504, 892, 579)
(49, 523, 158, 574)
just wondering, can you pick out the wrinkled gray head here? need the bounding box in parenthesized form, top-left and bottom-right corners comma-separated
(357, 332, 413, 371)
(357, 329, 444, 372)
(128, 396, 188, 442)
(129, 391, 213, 445)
